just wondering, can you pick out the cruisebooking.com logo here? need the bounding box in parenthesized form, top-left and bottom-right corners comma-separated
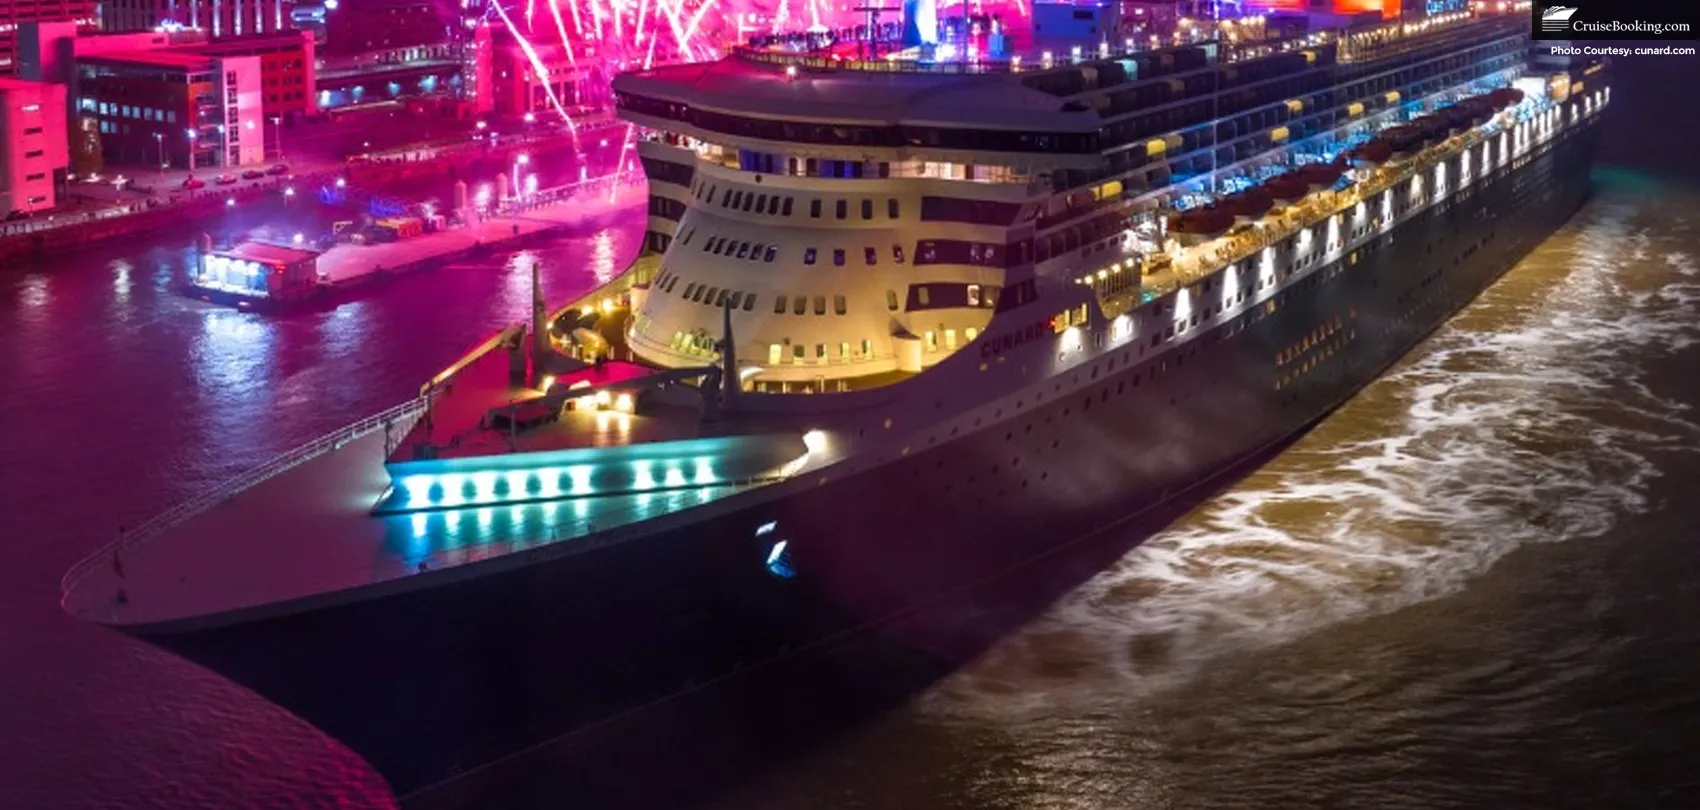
(1532, 1, 1700, 41)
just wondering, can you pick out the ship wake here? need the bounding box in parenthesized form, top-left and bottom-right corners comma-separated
(924, 187, 1700, 718)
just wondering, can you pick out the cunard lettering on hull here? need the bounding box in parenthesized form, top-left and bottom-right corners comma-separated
(982, 319, 1057, 359)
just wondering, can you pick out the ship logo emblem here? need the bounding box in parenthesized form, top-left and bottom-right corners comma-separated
(1541, 5, 1580, 31)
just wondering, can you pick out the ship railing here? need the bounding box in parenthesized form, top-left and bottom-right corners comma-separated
(59, 396, 432, 598)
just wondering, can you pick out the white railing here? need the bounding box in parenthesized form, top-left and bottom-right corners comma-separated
(59, 396, 431, 598)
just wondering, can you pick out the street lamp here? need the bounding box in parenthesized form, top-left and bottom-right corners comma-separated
(269, 116, 283, 163)
(186, 128, 198, 173)
(154, 133, 165, 176)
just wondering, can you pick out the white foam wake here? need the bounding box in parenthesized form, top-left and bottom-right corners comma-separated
(926, 191, 1700, 718)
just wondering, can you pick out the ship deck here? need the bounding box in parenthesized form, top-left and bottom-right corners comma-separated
(60, 426, 770, 629)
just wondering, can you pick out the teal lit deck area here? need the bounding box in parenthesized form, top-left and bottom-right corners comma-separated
(61, 428, 778, 629)
(379, 340, 807, 515)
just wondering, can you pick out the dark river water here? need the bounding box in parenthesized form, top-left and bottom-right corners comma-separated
(4, 52, 1699, 810)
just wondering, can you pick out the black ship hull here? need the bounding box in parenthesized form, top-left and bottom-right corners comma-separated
(131, 117, 1603, 807)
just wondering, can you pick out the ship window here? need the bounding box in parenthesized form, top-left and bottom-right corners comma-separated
(705, 186, 716, 204)
(861, 199, 873, 220)
(775, 295, 788, 314)
(755, 194, 767, 211)
(680, 228, 695, 245)
(888, 199, 900, 219)
(893, 245, 905, 263)
(705, 287, 720, 304)
(767, 196, 780, 215)
(782, 197, 794, 216)
(794, 296, 807, 315)
(967, 284, 982, 306)
(806, 158, 818, 176)
(864, 247, 877, 266)
(945, 329, 959, 350)
(833, 249, 846, 267)
(834, 295, 847, 315)
(810, 199, 821, 218)
(701, 237, 715, 253)
(965, 327, 978, 341)
(886, 290, 899, 311)
(814, 296, 827, 315)
(729, 191, 741, 208)
(742, 194, 755, 212)
(764, 245, 778, 262)
(804, 248, 817, 265)
(925, 330, 937, 350)
(861, 338, 873, 357)
(793, 344, 806, 360)
(835, 199, 847, 219)
(917, 287, 931, 307)
(716, 290, 729, 307)
(748, 243, 764, 262)
(769, 344, 783, 364)
(743, 294, 757, 311)
(787, 157, 799, 176)
(840, 341, 851, 360)
(736, 243, 751, 259)
(815, 344, 826, 361)
(728, 291, 742, 309)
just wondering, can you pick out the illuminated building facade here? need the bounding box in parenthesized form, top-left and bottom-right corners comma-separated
(0, 0, 96, 73)
(76, 50, 265, 171)
(99, 0, 297, 38)
(0, 75, 68, 214)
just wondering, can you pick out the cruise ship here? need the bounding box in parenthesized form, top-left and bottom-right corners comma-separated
(62, 1, 1611, 802)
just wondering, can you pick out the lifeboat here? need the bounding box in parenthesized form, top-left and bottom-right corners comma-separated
(1262, 173, 1311, 201)
(1381, 125, 1425, 155)
(1349, 139, 1394, 165)
(1297, 159, 1346, 189)
(1488, 87, 1525, 110)
(1220, 186, 1275, 221)
(1168, 205, 1236, 237)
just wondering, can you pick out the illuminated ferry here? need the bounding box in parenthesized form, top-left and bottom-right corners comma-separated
(63, 1, 1611, 801)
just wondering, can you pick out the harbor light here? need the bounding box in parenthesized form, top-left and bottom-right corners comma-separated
(335, 177, 346, 188)
(539, 374, 555, 392)
(225, 198, 235, 206)
(284, 187, 295, 197)
(614, 393, 634, 413)
(292, 233, 304, 244)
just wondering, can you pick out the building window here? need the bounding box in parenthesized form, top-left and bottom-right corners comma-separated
(833, 249, 846, 267)
(886, 290, 899, 311)
(864, 247, 877, 266)
(810, 199, 821, 218)
(888, 199, 900, 219)
(833, 295, 847, 315)
(804, 248, 817, 265)
(861, 199, 873, 219)
(813, 296, 827, 315)
(774, 295, 788, 313)
(782, 197, 794, 216)
(893, 245, 905, 263)
(794, 297, 807, 315)
(835, 199, 847, 219)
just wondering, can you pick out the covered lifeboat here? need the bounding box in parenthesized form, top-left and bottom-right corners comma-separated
(1381, 124, 1426, 156)
(1297, 157, 1348, 189)
(1261, 172, 1311, 202)
(1219, 186, 1275, 222)
(1168, 204, 1236, 239)
(1349, 138, 1395, 166)
(1488, 87, 1525, 110)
